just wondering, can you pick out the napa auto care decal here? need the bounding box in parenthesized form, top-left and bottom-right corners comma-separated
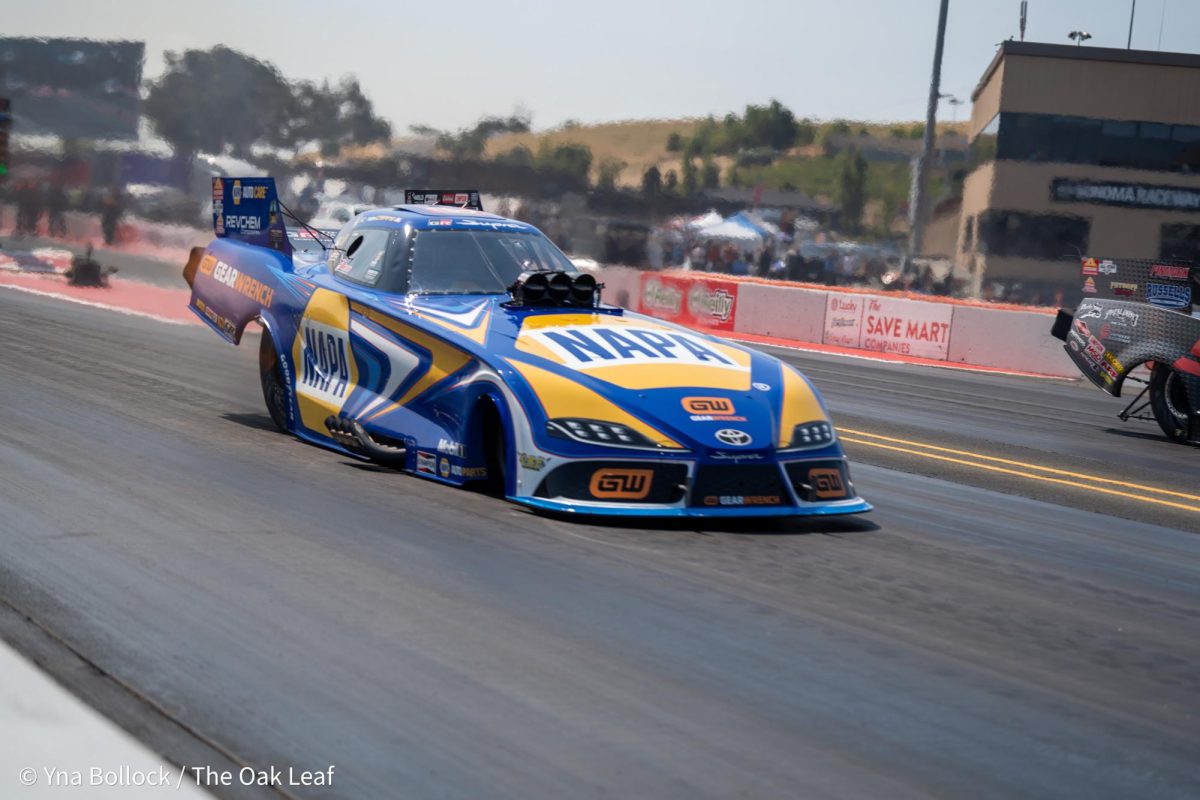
(639, 273, 739, 332)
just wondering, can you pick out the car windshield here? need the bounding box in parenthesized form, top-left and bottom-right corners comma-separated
(405, 229, 576, 295)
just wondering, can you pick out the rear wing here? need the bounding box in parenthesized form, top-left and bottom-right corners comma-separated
(404, 189, 483, 211)
(212, 177, 292, 257)
(1078, 256, 1195, 312)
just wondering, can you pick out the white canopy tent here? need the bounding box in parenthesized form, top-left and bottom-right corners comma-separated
(694, 220, 764, 247)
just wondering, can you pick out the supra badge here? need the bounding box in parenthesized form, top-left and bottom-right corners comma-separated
(589, 468, 654, 500)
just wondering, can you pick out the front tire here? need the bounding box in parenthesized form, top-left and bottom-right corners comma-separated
(259, 332, 289, 433)
(1149, 363, 1193, 444)
(480, 402, 509, 496)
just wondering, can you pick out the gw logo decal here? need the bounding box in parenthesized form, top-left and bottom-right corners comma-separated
(298, 321, 351, 403)
(681, 396, 747, 421)
(809, 468, 848, 499)
(682, 397, 734, 414)
(589, 468, 653, 500)
(530, 326, 738, 369)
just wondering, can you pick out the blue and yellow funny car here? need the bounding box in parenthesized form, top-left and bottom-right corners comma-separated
(184, 178, 870, 518)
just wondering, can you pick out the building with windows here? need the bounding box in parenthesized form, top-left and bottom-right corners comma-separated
(958, 41, 1200, 299)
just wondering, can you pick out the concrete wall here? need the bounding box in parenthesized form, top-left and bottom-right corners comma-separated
(601, 267, 1075, 377)
(733, 282, 828, 342)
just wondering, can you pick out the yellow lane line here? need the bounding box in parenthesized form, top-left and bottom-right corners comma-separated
(838, 436, 1200, 514)
(840, 427, 1200, 503)
(840, 438, 1200, 513)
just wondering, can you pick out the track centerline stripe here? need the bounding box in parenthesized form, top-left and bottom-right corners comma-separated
(840, 428, 1200, 502)
(840, 436, 1200, 514)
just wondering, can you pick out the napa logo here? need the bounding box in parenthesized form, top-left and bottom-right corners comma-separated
(298, 319, 351, 404)
(527, 325, 741, 370)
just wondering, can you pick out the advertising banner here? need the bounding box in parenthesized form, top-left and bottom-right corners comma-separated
(640, 273, 739, 332)
(858, 295, 954, 359)
(822, 294, 864, 347)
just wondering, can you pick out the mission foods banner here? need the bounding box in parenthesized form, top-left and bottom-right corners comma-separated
(639, 273, 739, 332)
(822, 293, 954, 360)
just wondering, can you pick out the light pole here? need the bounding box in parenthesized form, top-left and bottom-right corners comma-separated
(906, 0, 950, 269)
(1068, 30, 1093, 46)
(1127, 0, 1137, 48)
(940, 93, 963, 124)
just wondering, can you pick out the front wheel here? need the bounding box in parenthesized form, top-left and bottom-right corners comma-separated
(259, 331, 290, 433)
(1149, 363, 1194, 444)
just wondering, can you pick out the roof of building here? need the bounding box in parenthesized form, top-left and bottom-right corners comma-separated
(702, 187, 833, 213)
(972, 41, 1200, 101)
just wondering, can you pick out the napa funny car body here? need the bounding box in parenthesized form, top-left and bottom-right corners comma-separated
(184, 178, 870, 518)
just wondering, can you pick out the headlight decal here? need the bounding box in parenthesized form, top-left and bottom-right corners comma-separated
(777, 363, 829, 448)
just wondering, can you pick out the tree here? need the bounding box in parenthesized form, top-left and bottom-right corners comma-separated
(838, 147, 868, 231)
(495, 144, 534, 167)
(144, 46, 293, 160)
(596, 158, 626, 192)
(664, 169, 678, 193)
(641, 165, 662, 195)
(701, 157, 720, 190)
(536, 141, 593, 182)
(742, 99, 798, 151)
(144, 47, 392, 163)
(681, 155, 698, 196)
(287, 78, 392, 157)
(665, 131, 685, 152)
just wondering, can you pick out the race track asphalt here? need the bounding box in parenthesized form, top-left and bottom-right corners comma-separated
(1, 287, 1198, 799)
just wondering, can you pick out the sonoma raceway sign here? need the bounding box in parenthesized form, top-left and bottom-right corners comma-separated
(1051, 178, 1200, 212)
(822, 294, 954, 359)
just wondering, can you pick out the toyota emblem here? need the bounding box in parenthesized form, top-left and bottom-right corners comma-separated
(715, 429, 752, 447)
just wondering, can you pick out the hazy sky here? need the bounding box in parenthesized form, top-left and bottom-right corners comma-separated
(8, 0, 1199, 132)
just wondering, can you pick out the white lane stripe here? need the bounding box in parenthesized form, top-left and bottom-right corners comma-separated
(0, 283, 193, 326)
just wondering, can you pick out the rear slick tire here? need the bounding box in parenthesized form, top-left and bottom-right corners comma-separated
(259, 332, 289, 433)
(1149, 363, 1193, 444)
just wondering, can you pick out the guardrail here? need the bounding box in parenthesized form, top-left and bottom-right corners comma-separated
(599, 267, 1074, 378)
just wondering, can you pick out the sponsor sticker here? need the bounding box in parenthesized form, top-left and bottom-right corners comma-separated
(1103, 307, 1139, 327)
(589, 468, 653, 500)
(1098, 260, 1118, 275)
(428, 219, 453, 227)
(518, 453, 546, 471)
(682, 397, 746, 422)
(809, 468, 848, 499)
(1082, 277, 1097, 293)
(703, 495, 782, 507)
(416, 451, 437, 474)
(527, 325, 742, 371)
(451, 465, 488, 479)
(1147, 282, 1191, 309)
(437, 438, 465, 457)
(438, 457, 451, 478)
(1150, 264, 1189, 280)
(1110, 281, 1138, 297)
(1076, 302, 1102, 321)
(1081, 258, 1099, 276)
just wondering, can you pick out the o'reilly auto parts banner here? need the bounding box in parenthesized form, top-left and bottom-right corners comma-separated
(1051, 178, 1200, 212)
(640, 273, 739, 332)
